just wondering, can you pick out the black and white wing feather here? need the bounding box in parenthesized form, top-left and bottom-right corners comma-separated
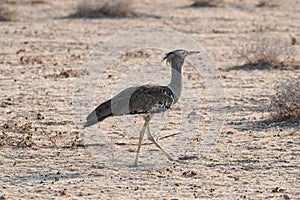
(83, 85, 175, 128)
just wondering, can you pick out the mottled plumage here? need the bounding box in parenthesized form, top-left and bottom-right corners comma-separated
(129, 85, 174, 114)
(83, 85, 174, 127)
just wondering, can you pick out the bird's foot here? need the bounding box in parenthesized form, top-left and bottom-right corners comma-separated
(131, 160, 138, 167)
(167, 155, 175, 162)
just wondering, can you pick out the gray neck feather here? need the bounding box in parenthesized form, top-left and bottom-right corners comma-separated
(167, 60, 183, 103)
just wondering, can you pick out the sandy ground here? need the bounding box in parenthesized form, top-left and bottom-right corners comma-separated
(0, 0, 299, 199)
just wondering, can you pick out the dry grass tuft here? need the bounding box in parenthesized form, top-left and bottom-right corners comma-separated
(269, 78, 300, 122)
(43, 68, 89, 79)
(20, 55, 43, 65)
(75, 0, 135, 18)
(191, 0, 223, 8)
(234, 35, 299, 69)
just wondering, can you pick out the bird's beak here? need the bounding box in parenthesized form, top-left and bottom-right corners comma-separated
(188, 51, 200, 55)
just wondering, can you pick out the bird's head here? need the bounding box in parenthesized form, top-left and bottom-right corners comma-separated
(163, 49, 200, 66)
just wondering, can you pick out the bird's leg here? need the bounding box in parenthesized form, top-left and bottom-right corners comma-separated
(133, 115, 149, 167)
(146, 121, 174, 162)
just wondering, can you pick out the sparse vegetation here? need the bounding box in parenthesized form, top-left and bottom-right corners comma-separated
(74, 0, 135, 18)
(0, 122, 84, 148)
(0, 0, 299, 198)
(191, 0, 223, 8)
(0, 122, 35, 147)
(234, 35, 299, 69)
(269, 78, 300, 122)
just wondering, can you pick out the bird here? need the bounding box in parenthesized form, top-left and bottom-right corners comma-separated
(83, 49, 200, 166)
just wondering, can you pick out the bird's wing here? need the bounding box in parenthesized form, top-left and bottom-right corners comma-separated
(129, 85, 175, 114)
(83, 85, 174, 127)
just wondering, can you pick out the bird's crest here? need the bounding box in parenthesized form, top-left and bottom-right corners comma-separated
(162, 51, 173, 64)
(162, 49, 187, 64)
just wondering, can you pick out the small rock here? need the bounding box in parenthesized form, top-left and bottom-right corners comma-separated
(60, 188, 67, 196)
(37, 112, 44, 120)
(182, 170, 197, 177)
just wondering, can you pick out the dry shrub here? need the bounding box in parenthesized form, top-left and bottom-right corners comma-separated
(0, 0, 13, 21)
(234, 35, 298, 69)
(191, 0, 223, 8)
(256, 0, 278, 7)
(75, 0, 135, 18)
(269, 78, 300, 122)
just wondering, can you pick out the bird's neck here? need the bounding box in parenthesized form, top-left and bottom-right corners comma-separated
(167, 67, 182, 103)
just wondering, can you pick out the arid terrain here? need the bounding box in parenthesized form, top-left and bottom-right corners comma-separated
(0, 0, 299, 199)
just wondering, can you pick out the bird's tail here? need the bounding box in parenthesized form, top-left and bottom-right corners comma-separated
(83, 100, 112, 128)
